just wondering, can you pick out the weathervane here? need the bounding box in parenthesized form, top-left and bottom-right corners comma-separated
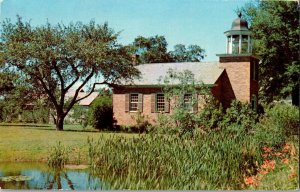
(238, 12, 242, 18)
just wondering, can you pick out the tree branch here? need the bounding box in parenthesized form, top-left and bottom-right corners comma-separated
(36, 76, 59, 109)
(63, 69, 95, 117)
(52, 60, 65, 107)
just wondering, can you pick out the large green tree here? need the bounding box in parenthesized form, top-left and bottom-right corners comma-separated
(132, 35, 206, 64)
(170, 44, 205, 62)
(241, 1, 299, 105)
(133, 35, 173, 63)
(0, 17, 139, 130)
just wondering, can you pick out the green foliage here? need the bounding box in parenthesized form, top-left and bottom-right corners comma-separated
(89, 95, 114, 130)
(240, 1, 299, 104)
(0, 17, 139, 130)
(47, 141, 69, 169)
(133, 35, 173, 64)
(87, 130, 260, 190)
(195, 97, 223, 130)
(220, 100, 258, 130)
(132, 35, 205, 64)
(70, 104, 89, 128)
(20, 105, 50, 124)
(156, 69, 210, 136)
(129, 111, 150, 133)
(254, 103, 299, 147)
(170, 44, 205, 62)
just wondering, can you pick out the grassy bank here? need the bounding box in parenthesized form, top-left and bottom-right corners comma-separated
(0, 123, 136, 163)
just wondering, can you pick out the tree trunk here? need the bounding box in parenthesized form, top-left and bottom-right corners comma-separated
(55, 116, 64, 131)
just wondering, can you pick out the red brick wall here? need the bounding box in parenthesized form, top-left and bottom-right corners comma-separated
(113, 87, 214, 126)
(219, 62, 251, 103)
(219, 56, 259, 107)
(113, 87, 172, 126)
(113, 56, 259, 126)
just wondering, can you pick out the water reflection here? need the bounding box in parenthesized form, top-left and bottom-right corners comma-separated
(0, 163, 107, 190)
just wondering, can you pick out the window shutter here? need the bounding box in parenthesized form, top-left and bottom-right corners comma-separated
(164, 98, 170, 113)
(125, 94, 129, 112)
(138, 93, 143, 112)
(193, 94, 198, 113)
(151, 93, 156, 113)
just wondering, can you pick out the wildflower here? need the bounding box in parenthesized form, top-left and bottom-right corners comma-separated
(283, 144, 290, 150)
(261, 160, 276, 170)
(262, 153, 268, 158)
(260, 170, 268, 175)
(281, 158, 289, 164)
(288, 166, 297, 180)
(262, 147, 272, 153)
(244, 176, 255, 185)
(271, 152, 282, 157)
(261, 163, 268, 169)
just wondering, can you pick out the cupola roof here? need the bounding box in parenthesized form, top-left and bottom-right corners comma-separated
(231, 12, 249, 31)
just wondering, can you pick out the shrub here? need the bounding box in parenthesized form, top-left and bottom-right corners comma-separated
(129, 111, 150, 133)
(254, 103, 299, 147)
(70, 104, 89, 128)
(220, 100, 258, 131)
(195, 97, 224, 130)
(89, 95, 114, 130)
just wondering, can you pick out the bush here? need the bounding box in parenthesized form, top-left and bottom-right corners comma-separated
(70, 104, 89, 128)
(220, 100, 258, 130)
(254, 103, 299, 147)
(89, 95, 114, 130)
(195, 98, 224, 130)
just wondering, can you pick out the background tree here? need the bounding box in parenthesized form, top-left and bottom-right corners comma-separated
(0, 65, 36, 122)
(132, 35, 206, 64)
(133, 35, 173, 63)
(170, 44, 205, 62)
(0, 17, 139, 130)
(240, 1, 299, 105)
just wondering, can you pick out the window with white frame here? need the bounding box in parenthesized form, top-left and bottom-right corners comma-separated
(129, 93, 139, 112)
(183, 93, 193, 112)
(156, 94, 165, 112)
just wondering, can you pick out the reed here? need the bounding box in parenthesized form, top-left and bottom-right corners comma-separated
(47, 141, 69, 169)
(87, 128, 261, 190)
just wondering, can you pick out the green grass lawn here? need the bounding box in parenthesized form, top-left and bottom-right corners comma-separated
(0, 123, 136, 163)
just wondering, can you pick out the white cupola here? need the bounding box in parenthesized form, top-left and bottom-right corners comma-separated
(225, 13, 251, 54)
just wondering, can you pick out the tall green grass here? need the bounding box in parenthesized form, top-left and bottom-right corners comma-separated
(47, 141, 69, 169)
(86, 103, 298, 190)
(254, 103, 299, 147)
(87, 128, 260, 190)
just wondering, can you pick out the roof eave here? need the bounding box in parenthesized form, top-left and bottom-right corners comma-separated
(114, 84, 217, 88)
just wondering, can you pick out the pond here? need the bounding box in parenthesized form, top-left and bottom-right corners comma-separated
(0, 163, 108, 190)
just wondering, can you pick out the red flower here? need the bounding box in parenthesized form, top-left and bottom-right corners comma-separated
(272, 152, 283, 157)
(281, 158, 289, 164)
(260, 170, 268, 175)
(282, 144, 290, 153)
(244, 176, 255, 185)
(261, 160, 276, 170)
(262, 153, 268, 158)
(262, 147, 272, 153)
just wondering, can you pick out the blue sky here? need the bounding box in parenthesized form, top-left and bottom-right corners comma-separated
(1, 0, 250, 61)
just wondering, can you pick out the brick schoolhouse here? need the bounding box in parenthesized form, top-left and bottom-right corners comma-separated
(112, 15, 259, 126)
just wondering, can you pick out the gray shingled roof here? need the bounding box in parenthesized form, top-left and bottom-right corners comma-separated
(66, 91, 99, 106)
(122, 62, 224, 86)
